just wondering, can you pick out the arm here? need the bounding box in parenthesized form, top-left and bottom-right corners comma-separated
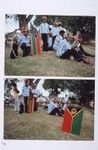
(71, 39, 80, 49)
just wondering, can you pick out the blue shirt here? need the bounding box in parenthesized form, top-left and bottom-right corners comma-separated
(48, 36, 52, 47)
(56, 38, 71, 57)
(18, 34, 30, 47)
(47, 100, 55, 114)
(22, 85, 31, 97)
(53, 35, 63, 51)
(39, 23, 49, 34)
(51, 26, 59, 36)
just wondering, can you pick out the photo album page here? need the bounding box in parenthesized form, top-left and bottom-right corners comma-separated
(0, 0, 98, 150)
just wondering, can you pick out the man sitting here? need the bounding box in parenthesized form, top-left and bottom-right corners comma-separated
(47, 100, 63, 116)
(56, 31, 92, 64)
(12, 26, 31, 58)
(53, 30, 65, 51)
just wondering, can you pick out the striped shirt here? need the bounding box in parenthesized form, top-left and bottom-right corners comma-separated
(18, 34, 30, 47)
(39, 23, 49, 34)
(53, 35, 63, 51)
(51, 26, 59, 36)
(56, 39, 71, 57)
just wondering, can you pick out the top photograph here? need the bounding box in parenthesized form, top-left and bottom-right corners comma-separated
(5, 14, 95, 77)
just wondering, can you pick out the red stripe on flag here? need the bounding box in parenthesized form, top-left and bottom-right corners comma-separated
(62, 108, 73, 133)
(36, 33, 41, 55)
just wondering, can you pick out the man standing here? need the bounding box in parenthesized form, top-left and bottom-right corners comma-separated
(22, 80, 31, 113)
(39, 16, 49, 51)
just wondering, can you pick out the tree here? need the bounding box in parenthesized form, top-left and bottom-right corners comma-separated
(34, 15, 95, 41)
(5, 14, 33, 28)
(28, 79, 40, 88)
(4, 79, 40, 97)
(43, 79, 68, 96)
(4, 78, 20, 97)
(65, 80, 95, 106)
(43, 79, 95, 106)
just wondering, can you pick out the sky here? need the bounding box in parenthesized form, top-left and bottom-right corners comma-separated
(5, 17, 19, 33)
(5, 15, 36, 33)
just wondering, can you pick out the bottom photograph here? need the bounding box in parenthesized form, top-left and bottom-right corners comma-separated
(4, 78, 94, 140)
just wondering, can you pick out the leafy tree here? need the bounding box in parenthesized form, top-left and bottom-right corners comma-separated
(4, 78, 20, 97)
(5, 14, 33, 28)
(43, 79, 95, 106)
(43, 79, 68, 96)
(4, 79, 40, 97)
(34, 15, 95, 41)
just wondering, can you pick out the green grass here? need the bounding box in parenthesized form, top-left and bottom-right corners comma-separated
(5, 45, 95, 77)
(4, 106, 94, 140)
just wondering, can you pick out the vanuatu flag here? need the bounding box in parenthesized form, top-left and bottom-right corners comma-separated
(30, 32, 42, 56)
(28, 95, 35, 113)
(62, 105, 84, 135)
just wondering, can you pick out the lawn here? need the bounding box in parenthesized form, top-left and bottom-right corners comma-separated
(4, 106, 94, 140)
(5, 44, 95, 77)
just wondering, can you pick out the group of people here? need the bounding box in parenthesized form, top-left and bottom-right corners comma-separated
(9, 79, 69, 117)
(10, 80, 40, 114)
(39, 16, 65, 51)
(10, 16, 94, 64)
(39, 16, 94, 64)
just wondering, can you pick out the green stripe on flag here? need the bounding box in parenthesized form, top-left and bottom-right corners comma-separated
(71, 109, 83, 135)
(32, 35, 37, 55)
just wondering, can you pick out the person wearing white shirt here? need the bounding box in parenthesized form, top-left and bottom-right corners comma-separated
(22, 80, 31, 113)
(47, 27, 53, 50)
(12, 26, 31, 57)
(39, 16, 49, 51)
(51, 21, 59, 47)
(56, 31, 80, 59)
(18, 26, 31, 57)
(10, 82, 20, 112)
(53, 30, 64, 51)
(56, 32, 91, 64)
(58, 22, 66, 33)
(47, 100, 55, 114)
(47, 100, 63, 116)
